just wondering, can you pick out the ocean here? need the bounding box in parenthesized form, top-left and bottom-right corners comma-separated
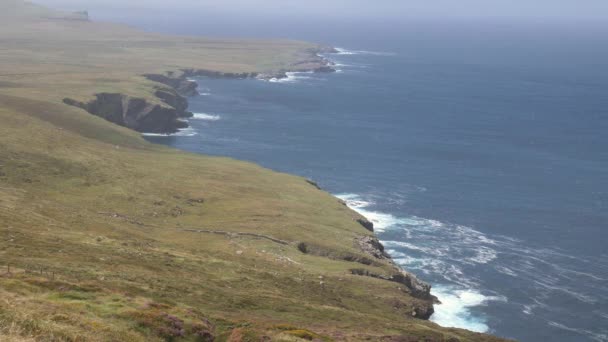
(134, 17, 608, 342)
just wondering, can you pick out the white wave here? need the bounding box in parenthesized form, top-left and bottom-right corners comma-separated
(334, 47, 357, 55)
(336, 193, 403, 232)
(268, 71, 313, 84)
(336, 192, 502, 331)
(495, 265, 518, 277)
(141, 127, 198, 137)
(334, 47, 396, 56)
(335, 192, 606, 338)
(469, 246, 498, 264)
(198, 92, 211, 96)
(192, 113, 221, 121)
(548, 321, 608, 342)
(431, 285, 504, 333)
(522, 304, 535, 315)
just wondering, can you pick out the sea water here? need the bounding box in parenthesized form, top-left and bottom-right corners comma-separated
(140, 20, 608, 341)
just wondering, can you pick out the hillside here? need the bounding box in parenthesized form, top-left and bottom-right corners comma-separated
(0, 1, 510, 341)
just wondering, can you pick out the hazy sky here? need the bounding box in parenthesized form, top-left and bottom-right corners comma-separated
(33, 0, 608, 21)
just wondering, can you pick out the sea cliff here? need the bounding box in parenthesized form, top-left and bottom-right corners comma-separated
(0, 1, 511, 340)
(62, 48, 337, 134)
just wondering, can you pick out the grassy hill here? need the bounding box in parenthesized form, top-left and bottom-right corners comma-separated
(0, 1, 510, 341)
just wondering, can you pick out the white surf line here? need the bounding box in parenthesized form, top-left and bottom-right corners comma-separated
(191, 113, 221, 121)
(335, 192, 497, 333)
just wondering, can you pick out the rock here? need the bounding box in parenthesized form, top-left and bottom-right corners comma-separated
(356, 236, 391, 260)
(170, 206, 184, 217)
(356, 218, 374, 232)
(64, 93, 187, 134)
(316, 46, 340, 54)
(144, 73, 199, 97)
(350, 268, 436, 308)
(411, 303, 435, 320)
(187, 198, 205, 205)
(297, 242, 308, 254)
(389, 269, 435, 302)
(154, 89, 192, 117)
(305, 179, 322, 190)
(313, 65, 337, 73)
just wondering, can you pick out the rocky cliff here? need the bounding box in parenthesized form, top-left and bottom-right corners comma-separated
(63, 93, 189, 134)
(63, 46, 338, 134)
(354, 235, 438, 319)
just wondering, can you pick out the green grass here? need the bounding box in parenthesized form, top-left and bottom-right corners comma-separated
(0, 1, 511, 341)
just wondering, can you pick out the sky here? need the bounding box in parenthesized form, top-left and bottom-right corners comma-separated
(32, 0, 608, 21)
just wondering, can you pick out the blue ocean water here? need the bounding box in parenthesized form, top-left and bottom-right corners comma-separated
(140, 21, 608, 341)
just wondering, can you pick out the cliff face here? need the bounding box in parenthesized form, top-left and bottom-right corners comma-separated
(354, 235, 437, 319)
(63, 93, 189, 133)
(62, 45, 338, 134)
(144, 73, 199, 97)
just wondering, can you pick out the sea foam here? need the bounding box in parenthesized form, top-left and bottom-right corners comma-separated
(142, 127, 198, 137)
(431, 285, 504, 333)
(336, 192, 498, 332)
(192, 113, 221, 121)
(334, 47, 396, 56)
(268, 71, 313, 84)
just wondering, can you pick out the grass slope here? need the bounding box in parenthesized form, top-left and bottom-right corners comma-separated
(0, 1, 510, 341)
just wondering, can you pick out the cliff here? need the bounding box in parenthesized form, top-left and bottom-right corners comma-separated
(62, 52, 337, 134)
(63, 92, 190, 134)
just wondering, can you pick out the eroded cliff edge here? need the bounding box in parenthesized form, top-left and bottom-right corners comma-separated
(63, 47, 338, 134)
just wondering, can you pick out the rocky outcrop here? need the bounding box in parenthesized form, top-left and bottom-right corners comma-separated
(153, 89, 192, 118)
(390, 269, 435, 302)
(354, 235, 438, 316)
(316, 46, 340, 54)
(144, 73, 199, 97)
(305, 179, 322, 190)
(350, 268, 436, 318)
(356, 218, 374, 232)
(356, 236, 390, 260)
(63, 94, 188, 133)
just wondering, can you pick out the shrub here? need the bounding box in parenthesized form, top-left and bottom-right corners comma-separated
(286, 329, 319, 340)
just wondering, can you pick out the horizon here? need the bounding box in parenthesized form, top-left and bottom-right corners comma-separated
(32, 0, 608, 23)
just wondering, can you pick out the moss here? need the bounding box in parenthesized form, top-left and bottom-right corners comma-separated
(51, 291, 97, 301)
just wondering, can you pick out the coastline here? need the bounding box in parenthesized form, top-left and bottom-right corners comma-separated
(62, 46, 339, 135)
(1, 2, 516, 339)
(142, 46, 441, 319)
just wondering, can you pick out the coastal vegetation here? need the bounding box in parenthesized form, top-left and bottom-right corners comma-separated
(0, 1, 509, 340)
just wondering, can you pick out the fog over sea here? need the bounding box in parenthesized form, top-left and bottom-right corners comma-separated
(99, 12, 608, 341)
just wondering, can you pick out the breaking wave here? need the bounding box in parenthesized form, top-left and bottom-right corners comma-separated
(268, 71, 313, 84)
(192, 113, 221, 121)
(335, 193, 495, 332)
(335, 192, 607, 338)
(431, 285, 505, 333)
(141, 126, 198, 137)
(334, 47, 396, 56)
